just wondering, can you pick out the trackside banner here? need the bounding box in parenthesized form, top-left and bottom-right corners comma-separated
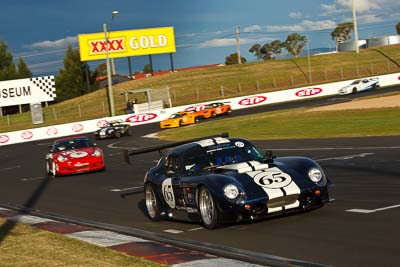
(0, 76, 56, 107)
(78, 26, 176, 61)
(1, 72, 399, 146)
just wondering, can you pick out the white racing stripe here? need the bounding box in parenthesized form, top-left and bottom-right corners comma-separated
(195, 137, 230, 147)
(226, 162, 301, 213)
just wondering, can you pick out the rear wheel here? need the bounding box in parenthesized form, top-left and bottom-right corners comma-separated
(145, 184, 161, 221)
(198, 186, 219, 229)
(114, 131, 121, 138)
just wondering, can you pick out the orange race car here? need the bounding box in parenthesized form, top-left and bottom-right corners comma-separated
(194, 102, 232, 119)
(160, 111, 200, 129)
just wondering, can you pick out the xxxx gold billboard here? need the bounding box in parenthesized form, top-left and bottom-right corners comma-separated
(78, 26, 176, 61)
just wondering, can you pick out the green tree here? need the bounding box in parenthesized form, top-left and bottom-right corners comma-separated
(16, 57, 32, 78)
(225, 53, 247, 65)
(55, 45, 86, 101)
(94, 63, 107, 77)
(331, 22, 354, 46)
(259, 40, 283, 60)
(283, 33, 307, 58)
(260, 43, 273, 60)
(249, 44, 262, 60)
(396, 22, 400, 34)
(0, 40, 17, 81)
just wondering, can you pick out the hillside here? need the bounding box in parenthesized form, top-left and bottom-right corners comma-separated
(1, 44, 400, 133)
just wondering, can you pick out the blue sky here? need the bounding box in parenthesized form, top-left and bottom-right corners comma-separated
(1, 0, 399, 76)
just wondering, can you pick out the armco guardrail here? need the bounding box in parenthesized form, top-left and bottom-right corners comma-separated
(1, 72, 399, 146)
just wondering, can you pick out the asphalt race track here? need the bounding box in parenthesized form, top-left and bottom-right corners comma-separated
(1, 88, 400, 266)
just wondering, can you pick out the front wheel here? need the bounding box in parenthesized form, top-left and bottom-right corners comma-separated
(145, 184, 161, 221)
(198, 186, 219, 229)
(46, 161, 51, 175)
(114, 131, 121, 138)
(352, 87, 357, 94)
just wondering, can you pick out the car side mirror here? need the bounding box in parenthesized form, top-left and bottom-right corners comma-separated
(264, 150, 275, 163)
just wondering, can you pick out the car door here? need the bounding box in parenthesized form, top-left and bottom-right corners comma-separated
(162, 155, 184, 210)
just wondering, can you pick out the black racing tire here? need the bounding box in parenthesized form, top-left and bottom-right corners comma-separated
(114, 131, 121, 138)
(46, 161, 51, 175)
(179, 120, 183, 127)
(50, 162, 58, 177)
(226, 109, 232, 115)
(352, 87, 357, 94)
(211, 112, 216, 118)
(195, 117, 200, 124)
(144, 183, 161, 221)
(198, 186, 219, 229)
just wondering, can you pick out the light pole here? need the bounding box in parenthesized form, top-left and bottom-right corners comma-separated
(104, 10, 119, 117)
(352, 0, 359, 53)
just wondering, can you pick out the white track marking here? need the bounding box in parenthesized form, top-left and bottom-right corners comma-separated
(107, 142, 137, 149)
(22, 177, 46, 181)
(316, 153, 374, 162)
(0, 165, 22, 172)
(163, 229, 184, 234)
(347, 204, 400, 214)
(173, 257, 266, 267)
(67, 230, 148, 247)
(187, 227, 204, 232)
(110, 186, 143, 192)
(7, 215, 54, 224)
(143, 133, 160, 138)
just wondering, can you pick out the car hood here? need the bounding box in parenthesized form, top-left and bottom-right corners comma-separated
(54, 147, 98, 160)
(214, 161, 309, 200)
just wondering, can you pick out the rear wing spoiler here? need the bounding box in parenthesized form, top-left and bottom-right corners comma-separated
(123, 132, 229, 164)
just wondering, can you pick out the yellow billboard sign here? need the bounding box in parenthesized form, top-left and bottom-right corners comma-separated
(78, 26, 176, 61)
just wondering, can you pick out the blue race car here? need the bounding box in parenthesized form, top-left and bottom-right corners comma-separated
(124, 133, 333, 229)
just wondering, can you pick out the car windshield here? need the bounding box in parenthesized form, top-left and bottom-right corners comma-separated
(169, 113, 183, 119)
(54, 138, 92, 151)
(206, 143, 264, 166)
(183, 141, 265, 174)
(351, 80, 360, 85)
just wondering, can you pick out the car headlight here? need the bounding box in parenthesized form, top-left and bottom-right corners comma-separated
(224, 184, 239, 199)
(92, 150, 102, 157)
(308, 168, 323, 183)
(57, 155, 68, 162)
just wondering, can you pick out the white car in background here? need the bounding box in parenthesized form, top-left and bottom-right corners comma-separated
(338, 78, 380, 95)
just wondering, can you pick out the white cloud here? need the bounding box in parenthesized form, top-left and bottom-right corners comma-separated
(26, 36, 78, 49)
(196, 37, 261, 48)
(357, 14, 384, 23)
(289, 12, 303, 19)
(243, 25, 262, 32)
(266, 20, 337, 32)
(197, 38, 236, 48)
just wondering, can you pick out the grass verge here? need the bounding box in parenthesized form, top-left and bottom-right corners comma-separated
(0, 218, 165, 267)
(157, 107, 400, 141)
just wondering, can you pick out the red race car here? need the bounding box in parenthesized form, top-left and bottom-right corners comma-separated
(45, 136, 105, 176)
